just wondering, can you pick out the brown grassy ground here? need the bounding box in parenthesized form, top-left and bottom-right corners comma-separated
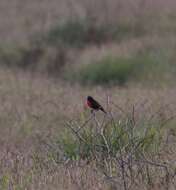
(0, 0, 176, 189)
(0, 68, 175, 189)
(0, 0, 176, 45)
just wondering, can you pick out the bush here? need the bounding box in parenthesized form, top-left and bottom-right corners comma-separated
(0, 44, 67, 74)
(37, 108, 171, 190)
(0, 44, 44, 69)
(66, 55, 158, 86)
(35, 104, 172, 190)
(81, 57, 134, 85)
(57, 114, 162, 161)
(45, 20, 111, 48)
(45, 18, 149, 48)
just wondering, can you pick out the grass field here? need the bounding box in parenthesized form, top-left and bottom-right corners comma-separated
(0, 0, 176, 189)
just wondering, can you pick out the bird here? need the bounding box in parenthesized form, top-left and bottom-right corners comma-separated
(86, 96, 107, 114)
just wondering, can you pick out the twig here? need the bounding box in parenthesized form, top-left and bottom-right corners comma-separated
(65, 121, 87, 143)
(76, 114, 94, 133)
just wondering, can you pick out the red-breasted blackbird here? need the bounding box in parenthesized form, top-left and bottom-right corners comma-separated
(86, 96, 106, 114)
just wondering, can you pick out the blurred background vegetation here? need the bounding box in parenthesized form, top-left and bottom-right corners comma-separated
(0, 0, 176, 87)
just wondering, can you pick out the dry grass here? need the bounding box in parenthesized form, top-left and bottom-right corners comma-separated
(0, 0, 176, 189)
(0, 68, 175, 189)
(0, 0, 176, 45)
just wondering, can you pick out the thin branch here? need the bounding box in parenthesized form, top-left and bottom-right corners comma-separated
(65, 121, 87, 143)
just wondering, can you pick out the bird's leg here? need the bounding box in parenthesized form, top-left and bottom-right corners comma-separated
(91, 109, 95, 117)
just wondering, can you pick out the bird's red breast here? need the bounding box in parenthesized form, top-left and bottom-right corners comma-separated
(87, 100, 92, 108)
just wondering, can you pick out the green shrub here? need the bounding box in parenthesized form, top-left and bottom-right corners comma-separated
(0, 44, 43, 69)
(65, 53, 172, 86)
(54, 114, 162, 162)
(33, 107, 171, 188)
(45, 20, 110, 48)
(0, 44, 67, 74)
(76, 56, 135, 85)
(67, 55, 156, 86)
(45, 18, 149, 48)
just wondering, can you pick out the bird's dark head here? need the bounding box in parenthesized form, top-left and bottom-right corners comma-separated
(87, 96, 93, 101)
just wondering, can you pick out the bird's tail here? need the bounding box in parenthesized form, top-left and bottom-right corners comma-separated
(100, 107, 107, 114)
